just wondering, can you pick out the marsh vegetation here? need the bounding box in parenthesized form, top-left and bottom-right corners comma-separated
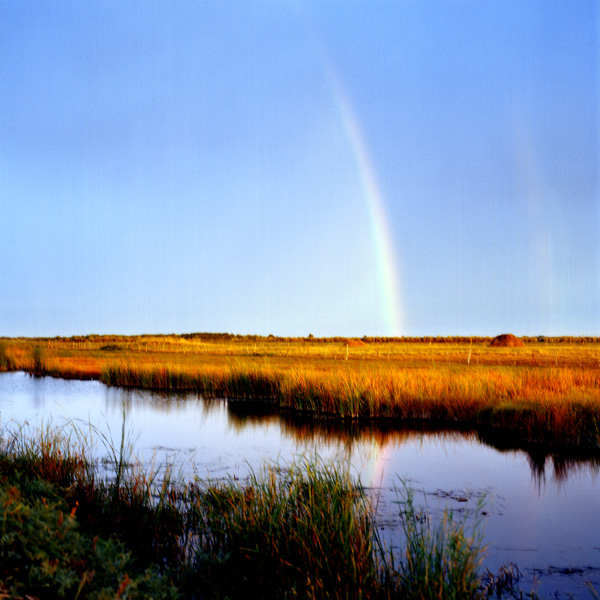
(1, 334, 599, 451)
(1, 334, 599, 596)
(0, 422, 494, 599)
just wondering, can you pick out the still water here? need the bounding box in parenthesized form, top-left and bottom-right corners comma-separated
(0, 372, 598, 598)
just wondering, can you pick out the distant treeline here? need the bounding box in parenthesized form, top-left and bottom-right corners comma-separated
(359, 335, 600, 344)
(4, 333, 599, 344)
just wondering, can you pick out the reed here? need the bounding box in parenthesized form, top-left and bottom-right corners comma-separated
(587, 582, 600, 600)
(0, 340, 16, 370)
(30, 343, 47, 375)
(186, 457, 386, 599)
(396, 485, 486, 600)
(0, 422, 496, 599)
(101, 360, 280, 400)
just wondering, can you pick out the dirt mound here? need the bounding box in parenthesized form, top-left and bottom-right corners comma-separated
(489, 334, 525, 347)
(344, 339, 366, 347)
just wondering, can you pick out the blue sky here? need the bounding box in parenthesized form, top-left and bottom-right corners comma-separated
(1, 1, 598, 337)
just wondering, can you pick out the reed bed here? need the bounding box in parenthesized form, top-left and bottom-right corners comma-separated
(0, 340, 16, 371)
(0, 423, 493, 599)
(98, 361, 600, 450)
(186, 459, 387, 599)
(2, 336, 600, 449)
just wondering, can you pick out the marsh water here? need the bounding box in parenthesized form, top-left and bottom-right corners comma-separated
(0, 372, 599, 598)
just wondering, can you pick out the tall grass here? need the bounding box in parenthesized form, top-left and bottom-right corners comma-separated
(30, 343, 47, 375)
(0, 340, 16, 370)
(101, 360, 279, 400)
(396, 485, 486, 600)
(100, 362, 600, 450)
(186, 458, 386, 599)
(0, 422, 498, 599)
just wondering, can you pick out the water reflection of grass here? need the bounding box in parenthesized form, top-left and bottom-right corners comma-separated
(278, 418, 600, 485)
(2, 335, 600, 450)
(0, 423, 493, 599)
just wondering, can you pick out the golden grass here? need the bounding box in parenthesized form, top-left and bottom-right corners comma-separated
(1, 334, 599, 449)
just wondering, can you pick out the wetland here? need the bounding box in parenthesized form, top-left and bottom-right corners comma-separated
(1, 370, 599, 597)
(1, 334, 599, 597)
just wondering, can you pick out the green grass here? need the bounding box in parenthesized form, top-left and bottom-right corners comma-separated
(0, 421, 500, 599)
(186, 457, 386, 599)
(396, 484, 486, 600)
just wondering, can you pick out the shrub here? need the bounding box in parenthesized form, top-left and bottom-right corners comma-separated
(0, 477, 179, 599)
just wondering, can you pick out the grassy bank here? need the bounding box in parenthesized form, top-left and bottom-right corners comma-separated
(98, 361, 600, 449)
(0, 423, 492, 599)
(1, 334, 600, 449)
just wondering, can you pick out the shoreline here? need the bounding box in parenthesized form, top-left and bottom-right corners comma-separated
(1, 335, 599, 452)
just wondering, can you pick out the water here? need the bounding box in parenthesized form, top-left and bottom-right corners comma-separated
(1, 372, 599, 598)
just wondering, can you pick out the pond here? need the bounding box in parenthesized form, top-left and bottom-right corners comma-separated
(0, 372, 599, 598)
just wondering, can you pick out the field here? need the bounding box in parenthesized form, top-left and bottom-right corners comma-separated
(1, 333, 600, 450)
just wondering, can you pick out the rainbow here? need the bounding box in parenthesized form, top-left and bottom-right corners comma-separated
(335, 85, 403, 336)
(296, 4, 404, 336)
(320, 58, 404, 336)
